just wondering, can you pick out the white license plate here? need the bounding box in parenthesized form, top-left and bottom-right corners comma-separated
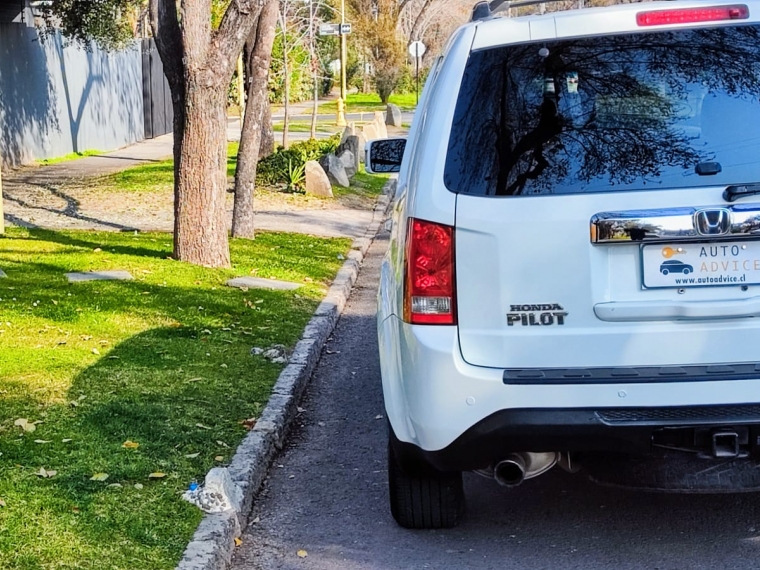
(642, 241, 760, 288)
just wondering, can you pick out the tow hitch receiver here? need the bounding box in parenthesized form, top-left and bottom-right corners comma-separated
(712, 430, 742, 458)
(654, 426, 753, 458)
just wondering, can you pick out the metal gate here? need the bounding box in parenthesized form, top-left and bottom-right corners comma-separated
(141, 39, 173, 139)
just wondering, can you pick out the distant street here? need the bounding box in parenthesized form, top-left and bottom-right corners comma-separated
(231, 232, 760, 570)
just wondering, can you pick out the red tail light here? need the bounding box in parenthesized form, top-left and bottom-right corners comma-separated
(637, 4, 748, 26)
(404, 218, 456, 325)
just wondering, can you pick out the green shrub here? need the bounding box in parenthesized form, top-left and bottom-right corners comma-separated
(257, 134, 341, 187)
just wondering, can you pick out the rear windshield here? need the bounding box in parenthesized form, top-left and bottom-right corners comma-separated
(444, 25, 760, 197)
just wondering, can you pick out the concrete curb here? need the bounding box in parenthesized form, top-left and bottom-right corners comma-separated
(175, 180, 395, 570)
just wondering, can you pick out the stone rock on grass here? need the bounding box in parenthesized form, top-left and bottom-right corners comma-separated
(305, 161, 333, 198)
(357, 132, 368, 163)
(319, 154, 350, 188)
(338, 136, 360, 172)
(340, 122, 357, 144)
(374, 111, 389, 139)
(227, 277, 301, 291)
(386, 103, 402, 126)
(362, 122, 380, 143)
(337, 150, 357, 178)
(66, 271, 134, 282)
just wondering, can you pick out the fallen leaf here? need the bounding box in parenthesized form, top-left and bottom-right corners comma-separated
(252, 516, 260, 524)
(148, 472, 166, 479)
(90, 472, 109, 482)
(0, 498, 6, 507)
(91, 348, 100, 355)
(51, 300, 58, 305)
(62, 438, 72, 443)
(215, 456, 224, 462)
(241, 418, 257, 430)
(122, 440, 140, 449)
(93, 248, 102, 252)
(375, 415, 383, 420)
(36, 468, 56, 478)
(107, 483, 123, 488)
(70, 400, 79, 408)
(14, 418, 36, 433)
(195, 423, 211, 430)
(33, 439, 51, 444)
(297, 550, 308, 558)
(134, 483, 144, 490)
(185, 452, 200, 459)
(216, 440, 229, 448)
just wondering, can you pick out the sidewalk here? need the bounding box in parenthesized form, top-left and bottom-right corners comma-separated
(2, 116, 386, 239)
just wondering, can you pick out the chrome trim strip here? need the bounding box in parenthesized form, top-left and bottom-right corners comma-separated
(594, 296, 760, 322)
(591, 203, 760, 244)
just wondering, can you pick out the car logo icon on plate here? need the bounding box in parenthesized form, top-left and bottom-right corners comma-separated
(694, 208, 731, 236)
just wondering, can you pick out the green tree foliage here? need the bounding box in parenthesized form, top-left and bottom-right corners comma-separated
(45, 0, 143, 50)
(348, 0, 406, 102)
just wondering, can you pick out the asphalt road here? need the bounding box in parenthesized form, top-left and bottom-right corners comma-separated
(231, 231, 760, 570)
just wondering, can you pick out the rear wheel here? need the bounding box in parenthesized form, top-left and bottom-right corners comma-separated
(387, 439, 465, 529)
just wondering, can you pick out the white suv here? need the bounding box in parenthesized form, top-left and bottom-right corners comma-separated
(368, 0, 760, 529)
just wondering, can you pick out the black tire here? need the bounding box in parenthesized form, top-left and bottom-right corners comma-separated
(387, 439, 465, 529)
(683, 268, 691, 275)
(662, 268, 669, 275)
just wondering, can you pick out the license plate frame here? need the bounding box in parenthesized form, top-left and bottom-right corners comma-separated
(641, 241, 760, 289)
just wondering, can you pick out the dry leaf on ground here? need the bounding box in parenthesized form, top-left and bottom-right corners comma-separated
(148, 472, 166, 479)
(297, 550, 308, 558)
(36, 468, 56, 478)
(14, 418, 36, 433)
(122, 440, 139, 449)
(90, 472, 109, 482)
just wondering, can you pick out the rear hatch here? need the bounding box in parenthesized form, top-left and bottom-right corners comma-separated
(448, 21, 760, 369)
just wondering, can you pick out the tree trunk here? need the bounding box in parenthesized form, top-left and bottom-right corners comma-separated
(260, 101, 275, 158)
(282, 49, 291, 149)
(174, 83, 231, 267)
(148, 0, 263, 268)
(232, 0, 279, 239)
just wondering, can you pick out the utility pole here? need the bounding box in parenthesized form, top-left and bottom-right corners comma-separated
(336, 0, 348, 127)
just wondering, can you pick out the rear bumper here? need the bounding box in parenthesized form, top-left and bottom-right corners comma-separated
(377, 315, 760, 453)
(392, 405, 760, 472)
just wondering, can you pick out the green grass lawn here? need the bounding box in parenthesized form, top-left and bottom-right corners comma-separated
(318, 93, 417, 115)
(272, 121, 342, 134)
(88, 143, 388, 209)
(0, 228, 351, 569)
(99, 143, 240, 193)
(37, 150, 104, 166)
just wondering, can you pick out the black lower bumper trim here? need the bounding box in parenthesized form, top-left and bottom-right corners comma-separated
(503, 361, 760, 385)
(392, 405, 760, 473)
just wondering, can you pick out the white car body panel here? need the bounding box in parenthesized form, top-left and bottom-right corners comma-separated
(378, 0, 760, 452)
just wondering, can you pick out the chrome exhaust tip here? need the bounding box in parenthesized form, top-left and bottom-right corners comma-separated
(493, 454, 527, 487)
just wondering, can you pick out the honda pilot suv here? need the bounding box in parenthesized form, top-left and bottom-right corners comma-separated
(367, 0, 760, 529)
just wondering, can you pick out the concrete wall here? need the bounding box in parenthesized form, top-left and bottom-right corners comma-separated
(0, 22, 144, 166)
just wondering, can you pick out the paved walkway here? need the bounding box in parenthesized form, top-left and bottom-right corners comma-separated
(2, 115, 400, 239)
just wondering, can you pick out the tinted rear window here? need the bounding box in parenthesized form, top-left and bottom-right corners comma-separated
(444, 25, 760, 196)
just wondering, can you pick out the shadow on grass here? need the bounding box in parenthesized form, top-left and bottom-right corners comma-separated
(8, 227, 170, 259)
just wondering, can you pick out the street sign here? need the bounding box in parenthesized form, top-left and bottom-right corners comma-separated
(340, 23, 352, 35)
(319, 23, 340, 36)
(409, 40, 427, 58)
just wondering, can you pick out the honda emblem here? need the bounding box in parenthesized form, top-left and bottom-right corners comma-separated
(694, 208, 731, 236)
